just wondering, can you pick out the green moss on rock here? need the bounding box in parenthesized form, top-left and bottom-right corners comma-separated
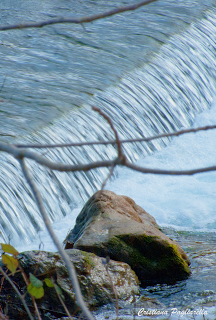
(105, 234, 191, 286)
(81, 251, 96, 269)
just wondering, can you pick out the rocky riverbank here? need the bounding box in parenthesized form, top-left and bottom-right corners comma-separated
(94, 229, 216, 319)
(0, 191, 192, 319)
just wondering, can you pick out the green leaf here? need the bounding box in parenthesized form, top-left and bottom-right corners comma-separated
(29, 273, 43, 288)
(1, 243, 19, 256)
(2, 254, 19, 274)
(27, 283, 44, 299)
(45, 278, 54, 287)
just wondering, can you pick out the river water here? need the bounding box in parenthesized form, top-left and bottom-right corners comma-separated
(1, 0, 216, 318)
(1, 0, 216, 243)
(16, 100, 216, 320)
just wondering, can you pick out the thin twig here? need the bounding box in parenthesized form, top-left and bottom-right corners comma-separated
(92, 107, 124, 160)
(14, 124, 216, 149)
(101, 163, 115, 190)
(133, 293, 136, 320)
(18, 158, 95, 320)
(18, 265, 42, 320)
(125, 159, 216, 176)
(104, 258, 119, 320)
(0, 77, 7, 94)
(0, 141, 114, 172)
(1, 141, 216, 176)
(54, 283, 73, 320)
(32, 297, 42, 320)
(0, 267, 34, 320)
(0, 133, 16, 137)
(0, 0, 158, 31)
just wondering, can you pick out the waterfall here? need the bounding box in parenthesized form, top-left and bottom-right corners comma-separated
(1, 3, 216, 243)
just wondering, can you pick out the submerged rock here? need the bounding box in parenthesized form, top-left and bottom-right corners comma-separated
(1, 249, 139, 319)
(64, 190, 191, 286)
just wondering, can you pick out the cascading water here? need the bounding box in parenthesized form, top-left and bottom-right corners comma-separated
(1, 1, 216, 244)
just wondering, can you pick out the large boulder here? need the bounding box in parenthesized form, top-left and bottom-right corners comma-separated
(0, 249, 139, 319)
(64, 190, 191, 286)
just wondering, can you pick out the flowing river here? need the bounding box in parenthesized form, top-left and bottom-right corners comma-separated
(1, 0, 216, 318)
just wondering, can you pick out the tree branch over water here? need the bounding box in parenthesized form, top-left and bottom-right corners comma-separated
(92, 107, 125, 161)
(0, 110, 216, 178)
(15, 124, 216, 150)
(0, 0, 215, 318)
(1, 112, 216, 320)
(1, 107, 213, 319)
(0, 0, 158, 31)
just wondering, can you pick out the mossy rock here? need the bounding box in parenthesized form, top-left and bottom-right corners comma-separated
(64, 190, 191, 286)
(0, 249, 139, 319)
(107, 235, 190, 285)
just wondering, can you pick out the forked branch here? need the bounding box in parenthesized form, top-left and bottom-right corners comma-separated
(92, 107, 124, 160)
(0, 109, 215, 320)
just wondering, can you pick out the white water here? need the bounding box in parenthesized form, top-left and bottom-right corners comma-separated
(2, 7, 216, 244)
(15, 99, 216, 251)
(108, 105, 216, 232)
(14, 99, 216, 320)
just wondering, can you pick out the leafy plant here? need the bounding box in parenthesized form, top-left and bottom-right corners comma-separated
(1, 243, 19, 275)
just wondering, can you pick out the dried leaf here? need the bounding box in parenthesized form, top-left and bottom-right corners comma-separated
(2, 254, 19, 274)
(1, 243, 19, 256)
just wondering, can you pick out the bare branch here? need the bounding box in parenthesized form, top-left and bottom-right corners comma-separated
(0, 133, 16, 137)
(18, 265, 42, 320)
(0, 0, 158, 31)
(54, 283, 73, 320)
(0, 267, 34, 320)
(1, 140, 216, 176)
(31, 297, 42, 320)
(22, 153, 114, 172)
(92, 107, 124, 160)
(0, 141, 114, 171)
(14, 124, 216, 150)
(125, 159, 216, 176)
(1, 108, 216, 318)
(49, 158, 114, 173)
(104, 259, 119, 320)
(0, 77, 7, 94)
(18, 158, 95, 320)
(101, 163, 115, 191)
